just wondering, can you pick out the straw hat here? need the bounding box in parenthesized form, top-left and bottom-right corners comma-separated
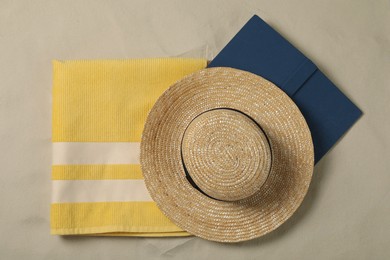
(140, 67, 314, 242)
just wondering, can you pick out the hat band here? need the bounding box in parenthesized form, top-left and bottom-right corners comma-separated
(180, 107, 273, 202)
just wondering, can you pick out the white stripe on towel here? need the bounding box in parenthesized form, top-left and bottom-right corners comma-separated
(52, 180, 153, 203)
(52, 142, 140, 165)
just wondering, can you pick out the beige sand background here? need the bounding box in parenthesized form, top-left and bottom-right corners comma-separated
(0, 0, 389, 259)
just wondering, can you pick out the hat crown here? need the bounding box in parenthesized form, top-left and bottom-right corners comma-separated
(182, 109, 271, 201)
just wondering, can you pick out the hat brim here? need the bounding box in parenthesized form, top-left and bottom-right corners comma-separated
(140, 67, 314, 242)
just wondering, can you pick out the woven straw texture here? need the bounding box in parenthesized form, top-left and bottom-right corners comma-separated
(140, 67, 314, 242)
(182, 109, 272, 201)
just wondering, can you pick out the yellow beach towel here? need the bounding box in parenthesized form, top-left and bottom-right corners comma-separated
(51, 58, 207, 236)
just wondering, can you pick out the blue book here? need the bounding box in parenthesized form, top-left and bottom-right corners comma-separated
(208, 15, 362, 164)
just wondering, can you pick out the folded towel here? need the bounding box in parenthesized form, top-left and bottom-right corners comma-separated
(51, 58, 207, 236)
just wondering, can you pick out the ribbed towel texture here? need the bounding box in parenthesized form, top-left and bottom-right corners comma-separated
(51, 58, 207, 236)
